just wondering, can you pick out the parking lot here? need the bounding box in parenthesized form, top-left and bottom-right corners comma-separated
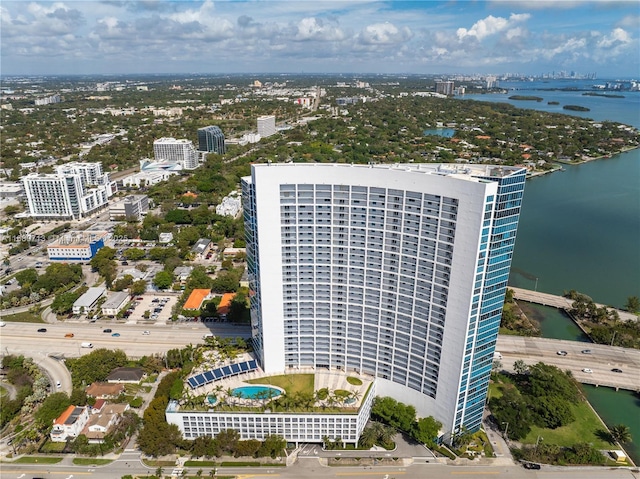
(124, 294, 178, 324)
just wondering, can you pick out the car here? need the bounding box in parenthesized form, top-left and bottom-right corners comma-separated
(136, 297, 144, 300)
(103, 328, 112, 333)
(64, 333, 74, 338)
(142, 330, 150, 335)
(581, 349, 592, 354)
(611, 368, 623, 373)
(556, 350, 568, 356)
(56, 381, 61, 388)
(111, 332, 120, 337)
(121, 261, 129, 265)
(37, 328, 47, 333)
(523, 462, 541, 470)
(582, 368, 593, 373)
(0, 321, 6, 327)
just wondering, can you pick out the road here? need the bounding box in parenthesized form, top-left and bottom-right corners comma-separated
(511, 287, 637, 322)
(1, 459, 639, 479)
(496, 336, 640, 391)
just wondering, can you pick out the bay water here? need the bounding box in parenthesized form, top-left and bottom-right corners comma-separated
(461, 81, 640, 464)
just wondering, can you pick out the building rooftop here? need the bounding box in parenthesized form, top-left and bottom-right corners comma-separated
(106, 367, 145, 383)
(217, 293, 236, 315)
(191, 238, 211, 254)
(184, 289, 211, 310)
(74, 287, 106, 309)
(102, 291, 130, 309)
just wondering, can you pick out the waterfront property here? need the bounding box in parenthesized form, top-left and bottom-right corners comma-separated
(166, 356, 376, 446)
(242, 162, 526, 440)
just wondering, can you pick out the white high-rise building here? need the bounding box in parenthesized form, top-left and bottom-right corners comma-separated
(242, 162, 526, 439)
(153, 137, 199, 170)
(257, 115, 276, 138)
(22, 162, 116, 220)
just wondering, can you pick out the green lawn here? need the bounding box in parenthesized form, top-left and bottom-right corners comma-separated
(1, 310, 45, 323)
(14, 456, 63, 464)
(247, 373, 314, 396)
(522, 401, 611, 449)
(73, 458, 112, 466)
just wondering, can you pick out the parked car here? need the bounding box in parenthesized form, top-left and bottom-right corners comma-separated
(523, 462, 541, 470)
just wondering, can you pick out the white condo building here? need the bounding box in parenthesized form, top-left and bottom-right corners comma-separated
(257, 115, 276, 138)
(242, 162, 526, 439)
(153, 137, 199, 170)
(22, 162, 116, 220)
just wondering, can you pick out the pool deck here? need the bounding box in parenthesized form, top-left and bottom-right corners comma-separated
(189, 359, 373, 410)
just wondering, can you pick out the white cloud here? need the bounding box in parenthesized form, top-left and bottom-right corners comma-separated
(597, 27, 631, 48)
(358, 22, 412, 45)
(457, 13, 530, 41)
(294, 17, 345, 42)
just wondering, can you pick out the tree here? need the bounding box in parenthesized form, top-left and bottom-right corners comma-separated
(123, 248, 146, 262)
(625, 296, 640, 313)
(153, 270, 173, 290)
(412, 416, 441, 447)
(130, 280, 148, 296)
(51, 289, 84, 314)
(513, 359, 529, 375)
(35, 392, 70, 430)
(65, 349, 127, 387)
(15, 268, 38, 287)
(610, 424, 632, 444)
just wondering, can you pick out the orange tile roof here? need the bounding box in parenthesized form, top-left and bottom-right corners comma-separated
(184, 289, 211, 310)
(54, 405, 76, 425)
(217, 292, 237, 314)
(475, 135, 491, 140)
(522, 153, 532, 160)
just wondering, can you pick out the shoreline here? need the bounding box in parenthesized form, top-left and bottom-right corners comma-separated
(526, 145, 639, 177)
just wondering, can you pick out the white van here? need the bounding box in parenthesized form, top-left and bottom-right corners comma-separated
(80, 342, 93, 348)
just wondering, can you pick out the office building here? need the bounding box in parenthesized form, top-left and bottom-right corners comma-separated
(22, 162, 115, 220)
(257, 115, 276, 138)
(47, 231, 108, 262)
(109, 194, 149, 221)
(153, 137, 199, 170)
(242, 162, 526, 439)
(435, 81, 455, 96)
(197, 126, 226, 154)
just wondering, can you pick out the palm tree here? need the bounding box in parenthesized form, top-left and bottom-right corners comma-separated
(155, 466, 164, 477)
(610, 424, 632, 444)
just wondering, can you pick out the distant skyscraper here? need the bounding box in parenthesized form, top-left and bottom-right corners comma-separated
(435, 81, 455, 96)
(153, 137, 199, 170)
(197, 126, 226, 154)
(257, 115, 276, 138)
(22, 162, 115, 220)
(242, 162, 526, 438)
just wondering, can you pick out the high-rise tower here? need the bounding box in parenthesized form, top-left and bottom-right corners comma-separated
(242, 163, 525, 437)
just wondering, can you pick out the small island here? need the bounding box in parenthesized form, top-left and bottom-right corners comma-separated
(548, 101, 560, 105)
(563, 105, 590, 112)
(583, 92, 625, 99)
(509, 95, 543, 102)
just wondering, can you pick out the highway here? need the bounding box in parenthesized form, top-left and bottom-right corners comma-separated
(497, 335, 640, 391)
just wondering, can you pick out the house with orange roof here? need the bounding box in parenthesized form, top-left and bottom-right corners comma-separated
(184, 289, 213, 310)
(217, 293, 237, 315)
(50, 405, 90, 442)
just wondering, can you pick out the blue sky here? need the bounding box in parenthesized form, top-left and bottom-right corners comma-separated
(1, 1, 638, 77)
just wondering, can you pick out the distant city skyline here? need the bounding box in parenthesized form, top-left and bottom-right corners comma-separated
(1, 1, 638, 77)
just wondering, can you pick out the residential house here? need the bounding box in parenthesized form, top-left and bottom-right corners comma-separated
(173, 266, 193, 284)
(83, 403, 130, 444)
(101, 291, 130, 317)
(85, 382, 125, 399)
(50, 405, 90, 442)
(191, 238, 211, 259)
(106, 367, 145, 384)
(183, 289, 212, 311)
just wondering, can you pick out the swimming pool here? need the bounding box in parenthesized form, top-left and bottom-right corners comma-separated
(232, 385, 282, 399)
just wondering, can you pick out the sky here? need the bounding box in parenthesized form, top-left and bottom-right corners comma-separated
(1, 0, 639, 77)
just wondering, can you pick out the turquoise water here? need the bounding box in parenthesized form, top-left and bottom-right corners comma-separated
(582, 385, 640, 465)
(424, 128, 455, 137)
(517, 302, 589, 342)
(509, 149, 640, 309)
(207, 395, 217, 405)
(232, 385, 281, 399)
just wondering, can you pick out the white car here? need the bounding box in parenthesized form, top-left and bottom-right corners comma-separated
(582, 368, 593, 373)
(142, 330, 150, 335)
(0, 321, 6, 327)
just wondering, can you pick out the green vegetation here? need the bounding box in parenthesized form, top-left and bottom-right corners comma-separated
(66, 348, 128, 387)
(346, 376, 363, 386)
(563, 105, 590, 111)
(508, 95, 544, 101)
(246, 373, 314, 396)
(0, 309, 44, 323)
(13, 456, 63, 464)
(73, 458, 113, 465)
(371, 396, 441, 447)
(583, 92, 625, 99)
(566, 290, 640, 348)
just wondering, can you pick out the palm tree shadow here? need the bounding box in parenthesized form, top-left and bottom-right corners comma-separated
(595, 428, 614, 444)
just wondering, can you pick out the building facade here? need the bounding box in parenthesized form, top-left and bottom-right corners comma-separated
(153, 137, 199, 170)
(109, 194, 149, 220)
(257, 115, 276, 138)
(47, 231, 107, 262)
(242, 163, 526, 439)
(22, 162, 116, 220)
(435, 81, 455, 96)
(51, 406, 90, 442)
(197, 126, 226, 154)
